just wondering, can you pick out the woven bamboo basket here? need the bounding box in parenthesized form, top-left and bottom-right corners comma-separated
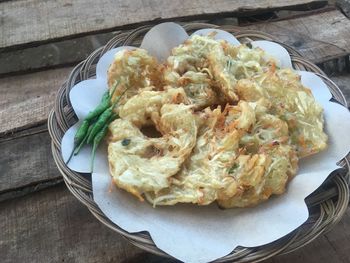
(48, 23, 350, 262)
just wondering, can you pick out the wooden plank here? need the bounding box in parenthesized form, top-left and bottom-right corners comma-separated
(1, 10, 349, 136)
(331, 74, 350, 106)
(0, 67, 72, 136)
(265, 207, 350, 263)
(1, 20, 349, 199)
(319, 207, 350, 263)
(0, 130, 61, 196)
(0, 184, 171, 263)
(1, 9, 348, 76)
(1, 183, 350, 263)
(0, 32, 115, 76)
(336, 0, 350, 18)
(0, 0, 326, 51)
(244, 9, 350, 64)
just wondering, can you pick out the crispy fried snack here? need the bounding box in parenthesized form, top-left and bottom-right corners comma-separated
(106, 35, 327, 208)
(108, 89, 197, 201)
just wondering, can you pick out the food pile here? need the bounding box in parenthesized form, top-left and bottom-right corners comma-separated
(104, 34, 327, 208)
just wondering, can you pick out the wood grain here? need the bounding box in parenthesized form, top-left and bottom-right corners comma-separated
(0, 32, 115, 76)
(1, 183, 350, 263)
(1, 10, 349, 136)
(0, 67, 72, 136)
(0, 14, 349, 199)
(0, 8, 339, 77)
(264, 207, 350, 263)
(0, 0, 326, 50)
(0, 130, 60, 195)
(331, 74, 350, 106)
(0, 184, 161, 263)
(244, 10, 350, 64)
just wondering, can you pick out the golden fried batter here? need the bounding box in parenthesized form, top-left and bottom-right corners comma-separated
(107, 48, 163, 107)
(106, 35, 327, 208)
(108, 102, 198, 201)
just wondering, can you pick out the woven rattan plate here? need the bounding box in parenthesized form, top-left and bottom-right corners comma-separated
(48, 23, 350, 262)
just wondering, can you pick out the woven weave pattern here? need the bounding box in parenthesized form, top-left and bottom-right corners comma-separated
(48, 23, 350, 262)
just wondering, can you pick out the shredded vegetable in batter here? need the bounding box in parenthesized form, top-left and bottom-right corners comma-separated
(106, 34, 327, 208)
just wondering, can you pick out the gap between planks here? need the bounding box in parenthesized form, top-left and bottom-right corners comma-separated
(1, 183, 350, 263)
(0, 0, 327, 51)
(1, 9, 350, 138)
(0, 67, 73, 137)
(0, 5, 339, 77)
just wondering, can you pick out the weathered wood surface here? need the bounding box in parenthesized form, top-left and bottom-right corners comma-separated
(2, 10, 350, 137)
(0, 185, 145, 263)
(0, 33, 114, 76)
(331, 74, 350, 106)
(336, 0, 350, 18)
(1, 183, 350, 263)
(0, 0, 326, 51)
(265, 206, 350, 263)
(0, 129, 61, 197)
(0, 67, 72, 135)
(2, 7, 349, 76)
(244, 9, 350, 64)
(1, 1, 350, 262)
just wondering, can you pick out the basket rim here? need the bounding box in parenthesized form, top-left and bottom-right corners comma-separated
(48, 22, 350, 262)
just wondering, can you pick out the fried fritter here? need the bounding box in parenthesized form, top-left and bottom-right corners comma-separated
(107, 48, 163, 107)
(108, 102, 198, 201)
(106, 34, 327, 208)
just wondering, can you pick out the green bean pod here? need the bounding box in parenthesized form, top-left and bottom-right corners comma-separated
(85, 81, 119, 121)
(74, 119, 90, 145)
(86, 87, 125, 145)
(66, 120, 90, 164)
(87, 107, 113, 144)
(85, 92, 110, 121)
(67, 82, 121, 165)
(74, 124, 94, 156)
(90, 114, 118, 171)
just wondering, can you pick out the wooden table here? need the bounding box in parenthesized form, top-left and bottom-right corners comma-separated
(1, 1, 350, 262)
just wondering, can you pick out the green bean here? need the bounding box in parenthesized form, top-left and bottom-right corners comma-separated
(85, 92, 109, 121)
(86, 87, 129, 144)
(67, 82, 121, 165)
(107, 113, 119, 124)
(90, 114, 118, 171)
(66, 119, 90, 164)
(90, 125, 108, 171)
(74, 124, 94, 156)
(74, 119, 90, 145)
(87, 107, 113, 144)
(85, 81, 119, 121)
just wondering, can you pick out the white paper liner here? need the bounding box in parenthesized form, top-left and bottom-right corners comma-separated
(61, 23, 350, 263)
(191, 28, 241, 46)
(252, 40, 293, 69)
